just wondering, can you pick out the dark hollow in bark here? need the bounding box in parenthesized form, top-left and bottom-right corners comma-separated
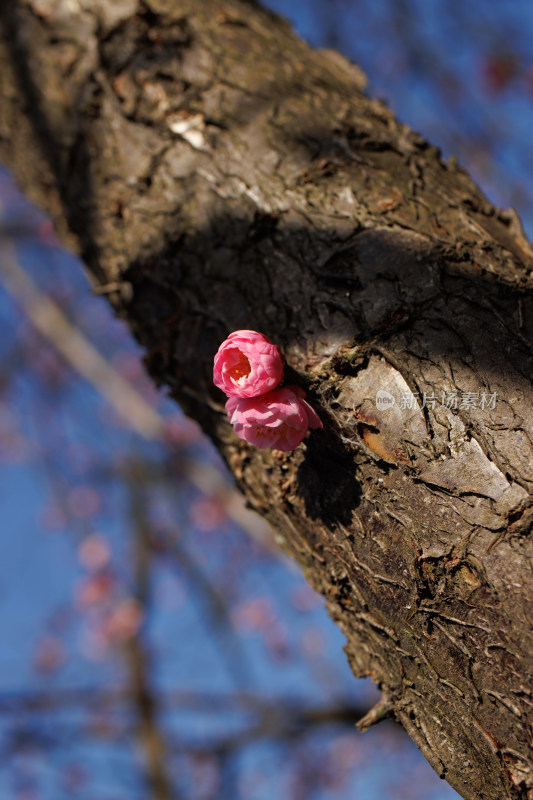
(1, 1, 533, 797)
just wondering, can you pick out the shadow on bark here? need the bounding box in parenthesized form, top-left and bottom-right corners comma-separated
(296, 427, 363, 528)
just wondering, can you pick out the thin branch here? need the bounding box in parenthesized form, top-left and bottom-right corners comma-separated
(124, 465, 177, 800)
(356, 697, 395, 732)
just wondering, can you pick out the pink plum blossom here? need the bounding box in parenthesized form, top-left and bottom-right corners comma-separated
(225, 386, 322, 451)
(213, 330, 284, 398)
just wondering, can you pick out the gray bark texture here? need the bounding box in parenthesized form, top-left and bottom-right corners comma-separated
(1, 1, 533, 797)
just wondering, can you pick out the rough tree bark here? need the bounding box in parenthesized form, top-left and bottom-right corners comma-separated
(1, 1, 532, 797)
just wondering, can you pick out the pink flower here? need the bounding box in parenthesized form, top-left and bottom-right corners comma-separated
(213, 330, 284, 398)
(225, 386, 322, 451)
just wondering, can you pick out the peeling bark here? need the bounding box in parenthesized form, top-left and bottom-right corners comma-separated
(1, 1, 533, 797)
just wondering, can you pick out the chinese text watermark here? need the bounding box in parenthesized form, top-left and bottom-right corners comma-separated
(375, 390, 497, 412)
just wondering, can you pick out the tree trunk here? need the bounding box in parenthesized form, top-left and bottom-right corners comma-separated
(1, 1, 533, 797)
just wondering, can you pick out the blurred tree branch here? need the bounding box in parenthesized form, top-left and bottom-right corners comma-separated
(0, 236, 164, 439)
(0, 229, 276, 549)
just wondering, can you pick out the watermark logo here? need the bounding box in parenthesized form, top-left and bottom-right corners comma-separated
(375, 389, 396, 410)
(374, 389, 498, 412)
